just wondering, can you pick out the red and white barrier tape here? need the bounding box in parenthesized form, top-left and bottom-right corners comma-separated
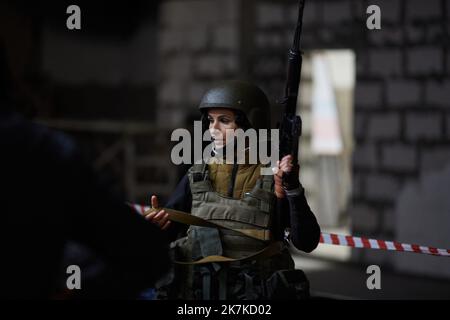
(320, 232, 450, 257)
(133, 204, 150, 215)
(132, 204, 449, 257)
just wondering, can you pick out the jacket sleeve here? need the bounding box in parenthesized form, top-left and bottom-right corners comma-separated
(164, 174, 192, 241)
(280, 184, 321, 253)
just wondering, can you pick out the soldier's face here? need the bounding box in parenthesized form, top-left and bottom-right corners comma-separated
(207, 108, 238, 149)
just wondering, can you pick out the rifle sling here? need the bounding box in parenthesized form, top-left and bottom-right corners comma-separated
(144, 207, 282, 264)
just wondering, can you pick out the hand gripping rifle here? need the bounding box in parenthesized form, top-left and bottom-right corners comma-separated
(278, 0, 305, 179)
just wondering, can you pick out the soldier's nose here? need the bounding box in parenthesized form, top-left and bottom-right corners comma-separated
(210, 121, 220, 130)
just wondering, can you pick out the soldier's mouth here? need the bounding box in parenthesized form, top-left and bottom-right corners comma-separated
(213, 139, 225, 149)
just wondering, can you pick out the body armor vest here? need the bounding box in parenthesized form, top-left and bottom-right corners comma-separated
(163, 163, 297, 300)
(188, 163, 274, 259)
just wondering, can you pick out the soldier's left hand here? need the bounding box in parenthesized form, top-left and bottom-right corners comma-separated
(273, 155, 300, 198)
(279, 155, 300, 190)
(278, 155, 294, 174)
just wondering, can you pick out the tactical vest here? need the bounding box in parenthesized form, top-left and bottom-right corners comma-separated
(189, 162, 274, 259)
(164, 163, 296, 300)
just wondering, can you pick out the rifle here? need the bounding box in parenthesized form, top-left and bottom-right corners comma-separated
(278, 0, 305, 169)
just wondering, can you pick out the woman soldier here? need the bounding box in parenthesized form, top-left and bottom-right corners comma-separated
(146, 80, 320, 300)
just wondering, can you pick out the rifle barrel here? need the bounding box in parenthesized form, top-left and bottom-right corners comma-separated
(292, 0, 305, 50)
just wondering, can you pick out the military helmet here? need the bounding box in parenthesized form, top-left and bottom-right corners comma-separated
(199, 80, 271, 130)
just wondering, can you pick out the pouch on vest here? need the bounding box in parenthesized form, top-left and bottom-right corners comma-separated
(266, 269, 310, 300)
(190, 226, 223, 272)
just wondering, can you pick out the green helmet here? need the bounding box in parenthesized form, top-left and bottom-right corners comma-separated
(199, 80, 271, 130)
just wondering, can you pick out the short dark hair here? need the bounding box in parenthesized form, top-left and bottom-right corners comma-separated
(234, 110, 253, 131)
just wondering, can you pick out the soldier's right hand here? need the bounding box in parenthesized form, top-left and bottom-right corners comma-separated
(145, 195, 171, 231)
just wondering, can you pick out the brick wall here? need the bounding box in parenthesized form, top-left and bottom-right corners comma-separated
(249, 0, 450, 277)
(157, 0, 241, 127)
